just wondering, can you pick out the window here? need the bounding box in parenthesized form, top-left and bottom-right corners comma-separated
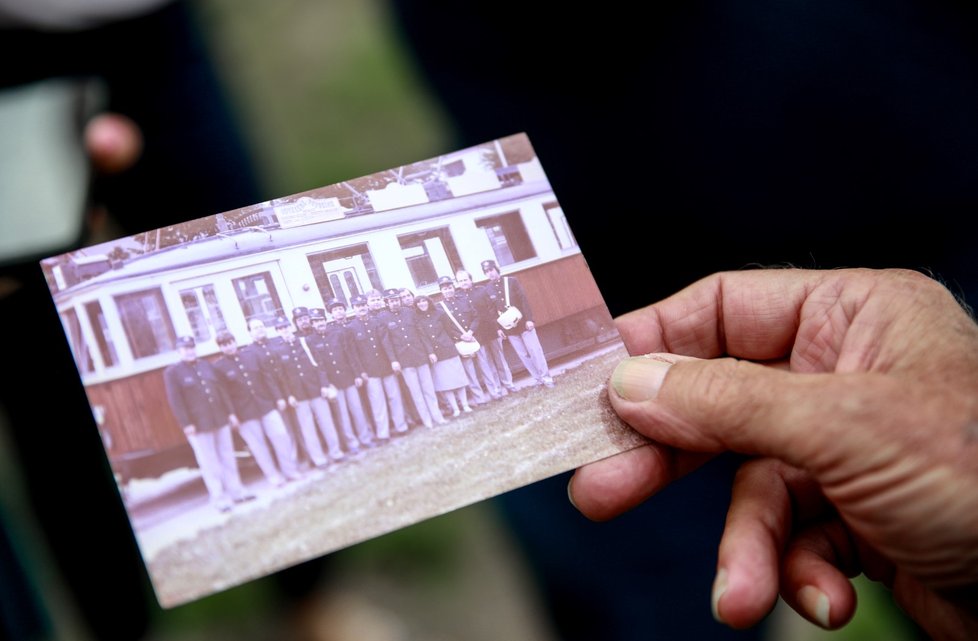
(476, 211, 536, 266)
(61, 308, 94, 374)
(544, 202, 577, 250)
(307, 245, 382, 305)
(232, 272, 283, 326)
(84, 300, 118, 367)
(115, 288, 177, 359)
(180, 284, 227, 342)
(397, 228, 462, 288)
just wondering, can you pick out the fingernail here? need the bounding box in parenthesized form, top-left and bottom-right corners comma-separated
(566, 477, 579, 511)
(711, 568, 728, 624)
(611, 355, 673, 401)
(797, 585, 831, 628)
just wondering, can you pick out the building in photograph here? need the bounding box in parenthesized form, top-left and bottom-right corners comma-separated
(49, 154, 617, 479)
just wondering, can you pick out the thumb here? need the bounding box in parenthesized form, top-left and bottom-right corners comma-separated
(608, 353, 913, 476)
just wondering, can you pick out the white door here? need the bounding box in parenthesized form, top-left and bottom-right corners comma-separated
(322, 256, 370, 309)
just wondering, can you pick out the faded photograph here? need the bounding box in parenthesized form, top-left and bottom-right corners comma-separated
(43, 133, 644, 607)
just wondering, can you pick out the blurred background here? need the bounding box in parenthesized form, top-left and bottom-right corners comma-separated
(0, 0, 947, 639)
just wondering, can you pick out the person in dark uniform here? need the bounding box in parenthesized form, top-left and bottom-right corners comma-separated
(292, 306, 313, 339)
(351, 292, 405, 438)
(383, 288, 446, 428)
(437, 275, 487, 405)
(398, 288, 415, 309)
(310, 304, 370, 453)
(163, 335, 253, 513)
(212, 329, 301, 488)
(481, 259, 554, 388)
(416, 293, 472, 416)
(271, 317, 333, 468)
(244, 316, 306, 466)
(456, 268, 509, 399)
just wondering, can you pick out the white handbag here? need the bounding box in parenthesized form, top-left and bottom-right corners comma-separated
(440, 301, 481, 356)
(497, 305, 522, 330)
(496, 277, 522, 330)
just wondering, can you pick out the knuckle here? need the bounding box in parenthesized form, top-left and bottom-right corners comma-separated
(682, 358, 759, 432)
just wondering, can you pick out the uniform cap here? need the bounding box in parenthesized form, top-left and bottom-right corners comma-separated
(383, 288, 400, 299)
(177, 335, 196, 348)
(215, 330, 235, 345)
(274, 316, 291, 329)
(326, 298, 346, 311)
(291, 306, 310, 319)
(437, 276, 454, 287)
(309, 308, 327, 320)
(480, 259, 499, 273)
(350, 294, 367, 306)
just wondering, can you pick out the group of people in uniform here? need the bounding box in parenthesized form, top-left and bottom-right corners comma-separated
(163, 259, 555, 513)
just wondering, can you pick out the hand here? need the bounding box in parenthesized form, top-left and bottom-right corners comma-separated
(276, 399, 287, 412)
(84, 113, 143, 175)
(354, 376, 364, 388)
(228, 414, 240, 428)
(288, 395, 298, 408)
(392, 361, 402, 373)
(324, 385, 338, 400)
(569, 269, 978, 640)
(1, 113, 143, 300)
(497, 329, 506, 340)
(182, 425, 196, 436)
(461, 331, 475, 342)
(525, 321, 535, 331)
(429, 353, 438, 364)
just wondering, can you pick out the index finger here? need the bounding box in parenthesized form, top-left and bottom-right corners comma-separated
(616, 269, 824, 361)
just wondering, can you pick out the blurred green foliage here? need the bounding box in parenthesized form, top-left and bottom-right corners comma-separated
(194, 0, 451, 199)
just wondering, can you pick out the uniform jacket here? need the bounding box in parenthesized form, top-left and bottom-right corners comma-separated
(484, 275, 533, 335)
(243, 337, 286, 398)
(459, 287, 499, 343)
(308, 323, 363, 388)
(383, 307, 434, 367)
(213, 349, 282, 421)
(349, 313, 397, 377)
(164, 359, 232, 432)
(416, 306, 459, 360)
(438, 294, 480, 338)
(271, 337, 329, 400)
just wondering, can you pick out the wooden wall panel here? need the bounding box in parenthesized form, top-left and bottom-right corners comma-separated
(85, 369, 184, 455)
(510, 254, 606, 325)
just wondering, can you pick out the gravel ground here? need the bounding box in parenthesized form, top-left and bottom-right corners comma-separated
(139, 342, 644, 607)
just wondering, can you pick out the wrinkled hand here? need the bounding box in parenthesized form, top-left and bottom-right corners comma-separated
(569, 269, 978, 640)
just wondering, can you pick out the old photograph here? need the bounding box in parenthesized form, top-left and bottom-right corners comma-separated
(43, 133, 645, 607)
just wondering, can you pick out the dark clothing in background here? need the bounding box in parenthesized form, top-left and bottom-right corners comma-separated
(0, 3, 262, 639)
(392, 1, 977, 639)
